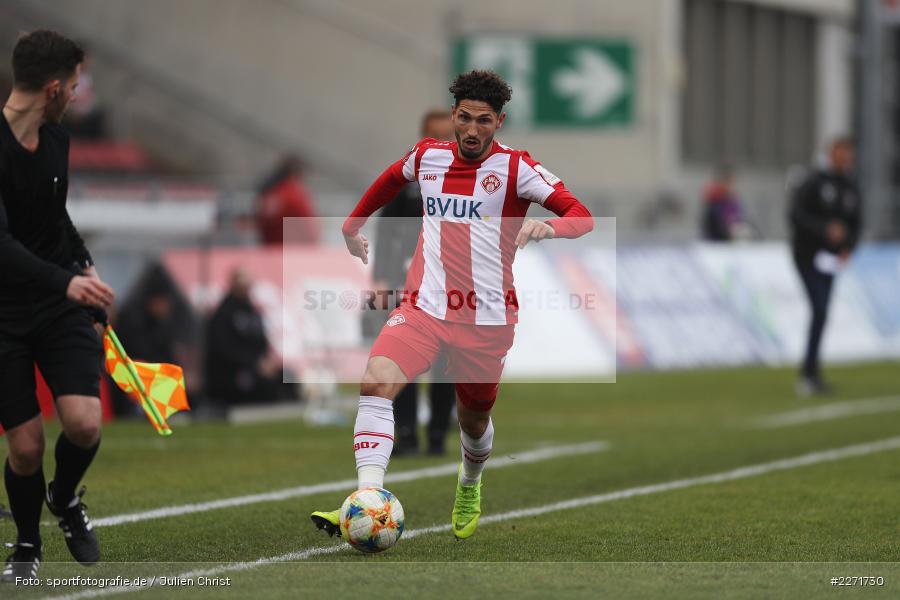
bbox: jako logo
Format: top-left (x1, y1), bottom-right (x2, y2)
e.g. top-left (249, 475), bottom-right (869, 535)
top-left (426, 196), bottom-right (483, 219)
top-left (422, 174), bottom-right (438, 181)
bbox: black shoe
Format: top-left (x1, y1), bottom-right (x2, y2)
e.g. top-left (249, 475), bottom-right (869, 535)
top-left (47, 484), bottom-right (100, 565)
top-left (1, 542), bottom-right (42, 583)
top-left (796, 376), bottom-right (833, 397)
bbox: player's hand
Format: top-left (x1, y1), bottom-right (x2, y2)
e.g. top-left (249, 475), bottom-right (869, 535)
top-left (826, 221), bottom-right (847, 245)
top-left (515, 219), bottom-right (555, 249)
top-left (257, 352), bottom-right (281, 378)
top-left (344, 233), bottom-right (369, 264)
top-left (67, 275), bottom-right (115, 309)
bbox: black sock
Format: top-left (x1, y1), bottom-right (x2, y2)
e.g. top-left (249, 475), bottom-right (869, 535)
top-left (51, 433), bottom-right (100, 508)
top-left (4, 460), bottom-right (45, 546)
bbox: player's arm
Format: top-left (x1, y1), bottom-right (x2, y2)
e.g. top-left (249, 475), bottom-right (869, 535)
top-left (63, 207), bottom-right (93, 267)
top-left (342, 145), bottom-right (419, 264)
top-left (514, 154), bottom-right (594, 248)
top-left (0, 191), bottom-right (113, 308)
top-left (63, 208), bottom-right (115, 323)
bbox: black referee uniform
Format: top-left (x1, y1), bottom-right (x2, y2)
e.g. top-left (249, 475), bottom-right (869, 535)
top-left (1, 111), bottom-right (104, 563)
top-left (0, 113), bottom-right (102, 429)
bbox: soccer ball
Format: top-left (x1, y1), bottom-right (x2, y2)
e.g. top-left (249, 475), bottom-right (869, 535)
top-left (339, 488), bottom-right (405, 553)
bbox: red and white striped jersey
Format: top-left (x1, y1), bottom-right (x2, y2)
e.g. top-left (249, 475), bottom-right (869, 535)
top-left (344, 137), bottom-right (593, 326)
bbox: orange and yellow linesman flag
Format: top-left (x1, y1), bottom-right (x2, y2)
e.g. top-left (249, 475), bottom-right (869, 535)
top-left (102, 325), bottom-right (189, 436)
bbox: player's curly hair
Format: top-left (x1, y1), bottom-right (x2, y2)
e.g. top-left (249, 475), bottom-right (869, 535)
top-left (449, 70), bottom-right (512, 114)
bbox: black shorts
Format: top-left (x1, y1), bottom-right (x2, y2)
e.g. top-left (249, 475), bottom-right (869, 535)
top-left (0, 306), bottom-right (102, 431)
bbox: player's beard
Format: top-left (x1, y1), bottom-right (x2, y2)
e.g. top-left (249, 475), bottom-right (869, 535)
top-left (457, 133), bottom-right (493, 160)
top-left (44, 94), bottom-right (69, 124)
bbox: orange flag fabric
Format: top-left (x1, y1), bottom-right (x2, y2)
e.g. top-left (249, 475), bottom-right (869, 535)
top-left (103, 325), bottom-right (189, 435)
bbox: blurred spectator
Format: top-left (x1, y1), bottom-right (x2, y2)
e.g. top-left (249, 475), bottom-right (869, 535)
top-left (370, 109), bottom-right (455, 456)
top-left (205, 268), bottom-right (284, 410)
top-left (789, 137), bottom-right (862, 396)
top-left (701, 164), bottom-right (748, 241)
top-left (256, 155), bottom-right (320, 245)
top-left (62, 47), bottom-right (106, 139)
top-left (113, 262), bottom-right (199, 416)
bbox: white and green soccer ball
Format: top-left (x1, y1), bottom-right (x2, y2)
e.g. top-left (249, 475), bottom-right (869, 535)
top-left (339, 488), bottom-right (405, 553)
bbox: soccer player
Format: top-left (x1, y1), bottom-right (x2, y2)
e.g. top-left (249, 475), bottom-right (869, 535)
top-left (1, 31), bottom-right (115, 581)
top-left (311, 70), bottom-right (592, 540)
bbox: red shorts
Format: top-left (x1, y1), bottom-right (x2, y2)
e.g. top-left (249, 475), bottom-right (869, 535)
top-left (370, 304), bottom-right (515, 412)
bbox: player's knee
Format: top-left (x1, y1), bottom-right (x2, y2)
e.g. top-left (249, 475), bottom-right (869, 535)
top-left (360, 377), bottom-right (394, 399)
top-left (361, 362), bottom-right (401, 399)
top-left (64, 421), bottom-right (101, 448)
top-left (458, 411), bottom-right (490, 438)
top-left (8, 440), bottom-right (45, 475)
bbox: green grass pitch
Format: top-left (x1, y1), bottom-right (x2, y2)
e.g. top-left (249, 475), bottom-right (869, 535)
top-left (2, 361), bottom-right (899, 599)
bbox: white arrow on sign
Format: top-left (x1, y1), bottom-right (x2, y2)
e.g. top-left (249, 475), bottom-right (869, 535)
top-left (552, 47), bottom-right (627, 120)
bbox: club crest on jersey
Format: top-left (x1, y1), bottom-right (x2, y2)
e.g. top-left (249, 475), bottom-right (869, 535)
top-left (481, 172), bottom-right (502, 195)
top-left (386, 314), bottom-right (406, 327)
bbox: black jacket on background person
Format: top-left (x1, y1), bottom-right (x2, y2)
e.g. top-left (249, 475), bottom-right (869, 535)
top-left (0, 115), bottom-right (90, 324)
top-left (363, 182), bottom-right (423, 339)
top-left (372, 183), bottom-right (423, 291)
top-left (789, 168), bottom-right (862, 266)
top-left (204, 292), bottom-right (271, 405)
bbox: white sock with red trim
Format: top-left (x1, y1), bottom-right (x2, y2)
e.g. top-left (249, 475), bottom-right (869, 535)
top-left (354, 395), bottom-right (395, 490)
top-left (460, 418), bottom-right (494, 486)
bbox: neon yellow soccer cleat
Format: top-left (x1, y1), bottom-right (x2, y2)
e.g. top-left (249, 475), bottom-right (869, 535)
top-left (310, 509), bottom-right (341, 538)
top-left (451, 466), bottom-right (482, 540)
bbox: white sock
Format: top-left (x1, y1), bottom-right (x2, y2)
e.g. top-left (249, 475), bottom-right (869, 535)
top-left (460, 418), bottom-right (494, 486)
top-left (354, 395), bottom-right (394, 489)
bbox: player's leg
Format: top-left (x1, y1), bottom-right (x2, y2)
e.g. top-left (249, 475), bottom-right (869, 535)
top-left (2, 416), bottom-right (46, 582)
top-left (52, 395), bottom-right (102, 507)
top-left (0, 338), bottom-right (45, 583)
top-left (35, 308), bottom-right (103, 565)
top-left (355, 356), bottom-right (408, 489)
top-left (4, 417), bottom-right (47, 542)
top-left (456, 394), bottom-right (494, 484)
top-left (311, 355), bottom-right (410, 537)
top-left (45, 398), bottom-right (102, 565)
top-left (311, 306), bottom-right (440, 538)
top-left (450, 384), bottom-right (497, 540)
top-left (447, 323), bottom-right (515, 539)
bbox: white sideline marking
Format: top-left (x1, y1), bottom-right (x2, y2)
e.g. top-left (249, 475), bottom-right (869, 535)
top-left (91, 441), bottom-right (609, 528)
top-left (751, 396), bottom-right (900, 429)
top-left (49, 435), bottom-right (900, 600)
